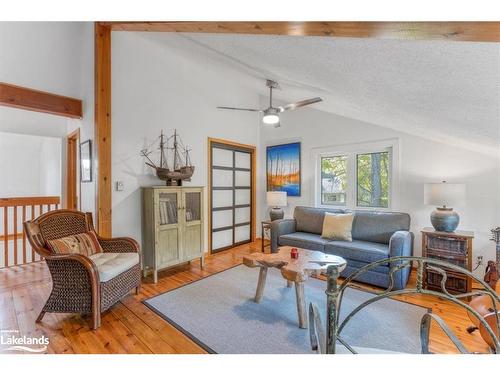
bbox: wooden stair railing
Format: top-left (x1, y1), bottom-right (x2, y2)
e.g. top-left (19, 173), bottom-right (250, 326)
top-left (0, 196), bottom-right (60, 268)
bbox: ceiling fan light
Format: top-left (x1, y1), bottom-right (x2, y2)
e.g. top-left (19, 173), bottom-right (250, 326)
top-left (262, 113), bottom-right (280, 125)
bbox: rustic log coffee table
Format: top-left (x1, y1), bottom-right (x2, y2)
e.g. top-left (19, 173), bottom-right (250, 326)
top-left (242, 246), bottom-right (346, 329)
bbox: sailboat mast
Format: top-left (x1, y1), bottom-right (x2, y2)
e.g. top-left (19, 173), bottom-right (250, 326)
top-left (159, 130), bottom-right (164, 168)
top-left (173, 129), bottom-right (179, 170)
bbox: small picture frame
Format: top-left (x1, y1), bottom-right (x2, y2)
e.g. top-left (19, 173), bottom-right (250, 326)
top-left (80, 140), bottom-right (92, 182)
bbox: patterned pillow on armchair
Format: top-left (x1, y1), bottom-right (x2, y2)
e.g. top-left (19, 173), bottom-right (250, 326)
top-left (47, 231), bottom-right (103, 256)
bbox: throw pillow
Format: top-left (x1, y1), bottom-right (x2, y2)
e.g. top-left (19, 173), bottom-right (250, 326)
top-left (48, 231), bottom-right (103, 256)
top-left (321, 212), bottom-right (355, 242)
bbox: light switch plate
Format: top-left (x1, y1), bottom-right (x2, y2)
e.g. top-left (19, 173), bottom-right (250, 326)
top-left (115, 181), bottom-right (124, 191)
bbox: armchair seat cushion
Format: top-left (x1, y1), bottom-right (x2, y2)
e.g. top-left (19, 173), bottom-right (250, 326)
top-left (90, 252), bottom-right (140, 282)
top-left (279, 232), bottom-right (332, 251)
top-left (324, 240), bottom-right (390, 264)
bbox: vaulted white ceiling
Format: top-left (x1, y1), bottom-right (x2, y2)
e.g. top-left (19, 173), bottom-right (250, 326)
top-left (176, 33), bottom-right (500, 153)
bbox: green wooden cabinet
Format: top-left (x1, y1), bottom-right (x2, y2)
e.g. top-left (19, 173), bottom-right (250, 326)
top-left (142, 186), bottom-right (204, 283)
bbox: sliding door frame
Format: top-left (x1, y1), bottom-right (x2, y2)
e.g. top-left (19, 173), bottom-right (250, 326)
top-left (207, 137), bottom-right (256, 255)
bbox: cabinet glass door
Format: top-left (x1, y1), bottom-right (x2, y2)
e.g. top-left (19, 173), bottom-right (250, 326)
top-left (185, 191), bottom-right (201, 222)
top-left (158, 192), bottom-right (178, 225)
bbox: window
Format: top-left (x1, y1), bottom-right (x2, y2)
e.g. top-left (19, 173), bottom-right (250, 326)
top-left (316, 143), bottom-right (395, 209)
top-left (321, 155), bottom-right (347, 205)
top-left (356, 152), bottom-right (389, 208)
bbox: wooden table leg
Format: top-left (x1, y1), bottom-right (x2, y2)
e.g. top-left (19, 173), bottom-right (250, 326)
top-left (295, 281), bottom-right (307, 329)
top-left (254, 267), bottom-right (268, 303)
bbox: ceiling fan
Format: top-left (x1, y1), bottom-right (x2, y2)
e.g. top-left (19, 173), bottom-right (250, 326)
top-left (217, 79), bottom-right (322, 127)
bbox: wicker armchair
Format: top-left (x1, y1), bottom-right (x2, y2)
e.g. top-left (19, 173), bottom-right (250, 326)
top-left (24, 209), bottom-right (141, 330)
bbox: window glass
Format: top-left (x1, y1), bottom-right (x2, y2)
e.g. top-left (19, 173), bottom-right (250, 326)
top-left (321, 155), bottom-right (348, 206)
top-left (356, 152), bottom-right (389, 208)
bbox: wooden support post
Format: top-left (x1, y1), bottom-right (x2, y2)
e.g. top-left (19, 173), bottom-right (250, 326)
top-left (95, 23), bottom-right (112, 237)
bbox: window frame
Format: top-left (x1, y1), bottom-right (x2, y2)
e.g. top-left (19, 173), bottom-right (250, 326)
top-left (313, 139), bottom-right (399, 211)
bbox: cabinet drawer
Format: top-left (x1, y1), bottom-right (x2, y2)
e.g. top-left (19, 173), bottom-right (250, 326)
top-left (425, 250), bottom-right (467, 269)
top-left (427, 235), bottom-right (467, 255)
top-left (425, 269), bottom-right (468, 293)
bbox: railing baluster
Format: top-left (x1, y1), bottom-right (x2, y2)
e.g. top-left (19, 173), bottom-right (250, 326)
top-left (13, 206), bottom-right (17, 266)
top-left (0, 196), bottom-right (60, 268)
top-left (4, 206), bottom-right (8, 267)
top-left (31, 205), bottom-right (35, 262)
top-left (22, 205), bottom-right (26, 264)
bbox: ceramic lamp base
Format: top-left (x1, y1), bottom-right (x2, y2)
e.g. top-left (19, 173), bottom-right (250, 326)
top-left (430, 207), bottom-right (460, 232)
top-left (269, 207), bottom-right (284, 221)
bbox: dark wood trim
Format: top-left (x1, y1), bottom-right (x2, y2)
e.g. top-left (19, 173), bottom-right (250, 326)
top-left (66, 129), bottom-right (80, 210)
top-left (100, 21), bottom-right (500, 42)
top-left (207, 137), bottom-right (256, 255)
top-left (0, 82), bottom-right (82, 118)
top-left (94, 23), bottom-right (112, 237)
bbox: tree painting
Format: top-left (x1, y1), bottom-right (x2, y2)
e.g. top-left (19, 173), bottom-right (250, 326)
top-left (356, 152), bottom-right (389, 207)
top-left (266, 142), bottom-right (301, 196)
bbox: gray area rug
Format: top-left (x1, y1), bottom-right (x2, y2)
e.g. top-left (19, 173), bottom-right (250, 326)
top-left (144, 265), bottom-right (427, 354)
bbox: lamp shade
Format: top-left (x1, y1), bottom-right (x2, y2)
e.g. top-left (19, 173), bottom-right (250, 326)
top-left (267, 191), bottom-right (287, 207)
top-left (424, 182), bottom-right (466, 208)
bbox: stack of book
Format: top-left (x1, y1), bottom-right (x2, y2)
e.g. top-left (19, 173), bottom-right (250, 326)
top-left (159, 199), bottom-right (177, 225)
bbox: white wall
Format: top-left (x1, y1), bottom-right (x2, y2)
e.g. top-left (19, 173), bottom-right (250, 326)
top-left (257, 100), bottom-right (500, 275)
top-left (0, 132), bottom-right (61, 197)
top-left (0, 22), bottom-right (95, 214)
top-left (111, 32), bottom-right (260, 247)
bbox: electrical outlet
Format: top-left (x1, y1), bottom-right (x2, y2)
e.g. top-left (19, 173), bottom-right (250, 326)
top-left (115, 181), bottom-right (124, 191)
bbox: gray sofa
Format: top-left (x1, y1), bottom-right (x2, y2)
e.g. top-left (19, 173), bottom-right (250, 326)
top-left (270, 206), bottom-right (413, 290)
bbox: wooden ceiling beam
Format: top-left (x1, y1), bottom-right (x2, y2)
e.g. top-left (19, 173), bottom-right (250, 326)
top-left (101, 21), bottom-right (500, 42)
top-left (0, 82), bottom-right (82, 118)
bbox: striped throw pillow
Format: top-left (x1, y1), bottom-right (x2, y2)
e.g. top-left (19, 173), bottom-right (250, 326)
top-left (48, 231), bottom-right (103, 256)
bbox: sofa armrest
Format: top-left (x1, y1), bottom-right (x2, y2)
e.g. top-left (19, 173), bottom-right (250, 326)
top-left (389, 231), bottom-right (413, 257)
top-left (388, 231), bottom-right (414, 290)
top-left (270, 219), bottom-right (296, 253)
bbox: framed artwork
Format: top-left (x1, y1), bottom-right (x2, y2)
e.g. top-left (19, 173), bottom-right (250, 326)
top-left (80, 140), bottom-right (92, 182)
top-left (266, 142), bottom-right (301, 197)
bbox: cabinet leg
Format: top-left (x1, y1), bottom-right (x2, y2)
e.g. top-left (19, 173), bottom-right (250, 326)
top-left (295, 281), bottom-right (307, 329)
top-left (254, 267), bottom-right (268, 303)
top-left (153, 270), bottom-right (158, 284)
top-left (200, 256), bottom-right (204, 269)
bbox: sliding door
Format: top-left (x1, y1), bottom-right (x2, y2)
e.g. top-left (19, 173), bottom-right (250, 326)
top-left (209, 140), bottom-right (254, 253)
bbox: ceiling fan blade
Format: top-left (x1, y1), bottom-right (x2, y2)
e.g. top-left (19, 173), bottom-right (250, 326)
top-left (278, 97), bottom-right (322, 112)
top-left (217, 106), bottom-right (262, 112)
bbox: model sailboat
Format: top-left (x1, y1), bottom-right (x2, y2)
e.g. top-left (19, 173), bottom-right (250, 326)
top-left (140, 129), bottom-right (195, 186)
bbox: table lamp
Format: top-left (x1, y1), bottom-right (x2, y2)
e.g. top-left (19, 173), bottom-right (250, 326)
top-left (267, 191), bottom-right (287, 221)
top-left (424, 181), bottom-right (466, 232)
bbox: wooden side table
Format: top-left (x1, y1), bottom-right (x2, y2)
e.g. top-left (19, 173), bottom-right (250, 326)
top-left (421, 227), bottom-right (474, 296)
top-left (261, 220), bottom-right (272, 253)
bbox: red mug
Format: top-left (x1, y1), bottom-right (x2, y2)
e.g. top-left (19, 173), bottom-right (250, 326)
top-left (290, 248), bottom-right (299, 259)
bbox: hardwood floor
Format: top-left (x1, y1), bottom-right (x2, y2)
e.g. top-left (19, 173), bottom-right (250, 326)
top-left (0, 240), bottom-right (491, 354)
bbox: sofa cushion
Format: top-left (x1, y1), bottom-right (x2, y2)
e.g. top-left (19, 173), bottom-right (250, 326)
top-left (89, 252), bottom-right (140, 282)
top-left (324, 240), bottom-right (390, 263)
top-left (279, 232), bottom-right (332, 251)
top-left (351, 211), bottom-right (410, 244)
top-left (321, 212), bottom-right (354, 241)
top-left (294, 206), bottom-right (345, 235)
